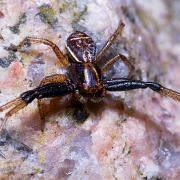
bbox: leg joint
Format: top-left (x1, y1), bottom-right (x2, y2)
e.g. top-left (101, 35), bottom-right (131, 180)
top-left (20, 89), bottom-right (39, 104)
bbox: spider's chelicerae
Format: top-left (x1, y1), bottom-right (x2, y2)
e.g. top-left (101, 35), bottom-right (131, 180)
top-left (0, 21), bottom-right (180, 131)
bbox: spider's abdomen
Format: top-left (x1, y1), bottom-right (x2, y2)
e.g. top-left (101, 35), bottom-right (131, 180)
top-left (66, 31), bottom-right (96, 63)
top-left (68, 63), bottom-right (102, 94)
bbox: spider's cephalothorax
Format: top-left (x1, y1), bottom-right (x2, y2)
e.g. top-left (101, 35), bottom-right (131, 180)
top-left (66, 31), bottom-right (96, 63)
top-left (1, 21), bottom-right (180, 134)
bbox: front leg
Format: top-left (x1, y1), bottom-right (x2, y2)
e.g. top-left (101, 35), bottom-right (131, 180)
top-left (0, 76), bottom-right (76, 131)
top-left (37, 74), bottom-right (71, 128)
top-left (16, 37), bottom-right (69, 67)
top-left (104, 78), bottom-right (180, 102)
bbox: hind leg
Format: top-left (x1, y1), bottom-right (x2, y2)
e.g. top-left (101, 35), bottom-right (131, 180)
top-left (101, 53), bottom-right (135, 76)
top-left (96, 21), bottom-right (125, 62)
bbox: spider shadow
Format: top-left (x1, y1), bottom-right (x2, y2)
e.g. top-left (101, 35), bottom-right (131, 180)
top-left (1, 93), bottom-right (177, 160)
top-left (42, 94), bottom-right (164, 138)
top-left (35, 94), bottom-right (164, 134)
top-left (104, 95), bottom-right (180, 149)
top-left (102, 95), bottom-right (164, 134)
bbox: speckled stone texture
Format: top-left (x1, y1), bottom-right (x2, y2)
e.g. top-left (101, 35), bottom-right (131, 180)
top-left (0, 0), bottom-right (180, 179)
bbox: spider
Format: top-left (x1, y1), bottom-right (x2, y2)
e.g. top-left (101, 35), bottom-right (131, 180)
top-left (0, 21), bottom-right (180, 131)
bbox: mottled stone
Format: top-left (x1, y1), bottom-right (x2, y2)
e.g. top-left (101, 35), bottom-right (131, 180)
top-left (0, 0), bottom-right (180, 179)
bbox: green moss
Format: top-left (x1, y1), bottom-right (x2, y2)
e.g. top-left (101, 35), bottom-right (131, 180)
top-left (58, 0), bottom-right (87, 25)
top-left (59, 1), bottom-right (77, 13)
top-left (38, 4), bottom-right (57, 27)
top-left (32, 166), bottom-right (44, 174)
top-left (38, 152), bottom-right (46, 164)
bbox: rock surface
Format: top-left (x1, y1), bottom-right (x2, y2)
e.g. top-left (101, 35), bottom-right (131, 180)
top-left (0, 0), bottom-right (180, 179)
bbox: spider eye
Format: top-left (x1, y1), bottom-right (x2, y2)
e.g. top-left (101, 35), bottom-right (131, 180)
top-left (66, 31), bottom-right (96, 63)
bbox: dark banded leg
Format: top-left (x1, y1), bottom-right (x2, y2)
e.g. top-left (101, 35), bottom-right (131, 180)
top-left (17, 37), bottom-right (69, 67)
top-left (96, 21), bottom-right (125, 62)
top-left (104, 78), bottom-right (180, 102)
top-left (37, 74), bottom-right (68, 129)
top-left (101, 53), bottom-right (135, 73)
top-left (0, 76), bottom-right (76, 131)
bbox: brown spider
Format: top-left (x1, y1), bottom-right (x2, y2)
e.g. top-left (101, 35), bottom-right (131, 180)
top-left (0, 21), bottom-right (180, 131)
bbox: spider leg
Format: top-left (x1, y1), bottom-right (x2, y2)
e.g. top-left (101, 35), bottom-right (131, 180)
top-left (0, 98), bottom-right (27, 131)
top-left (37, 74), bottom-right (68, 129)
top-left (0, 97), bottom-right (23, 112)
top-left (0, 76), bottom-right (76, 131)
top-left (17, 37), bottom-right (69, 67)
top-left (101, 53), bottom-right (135, 74)
top-left (96, 21), bottom-right (125, 62)
top-left (38, 99), bottom-right (45, 130)
top-left (104, 78), bottom-right (180, 102)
